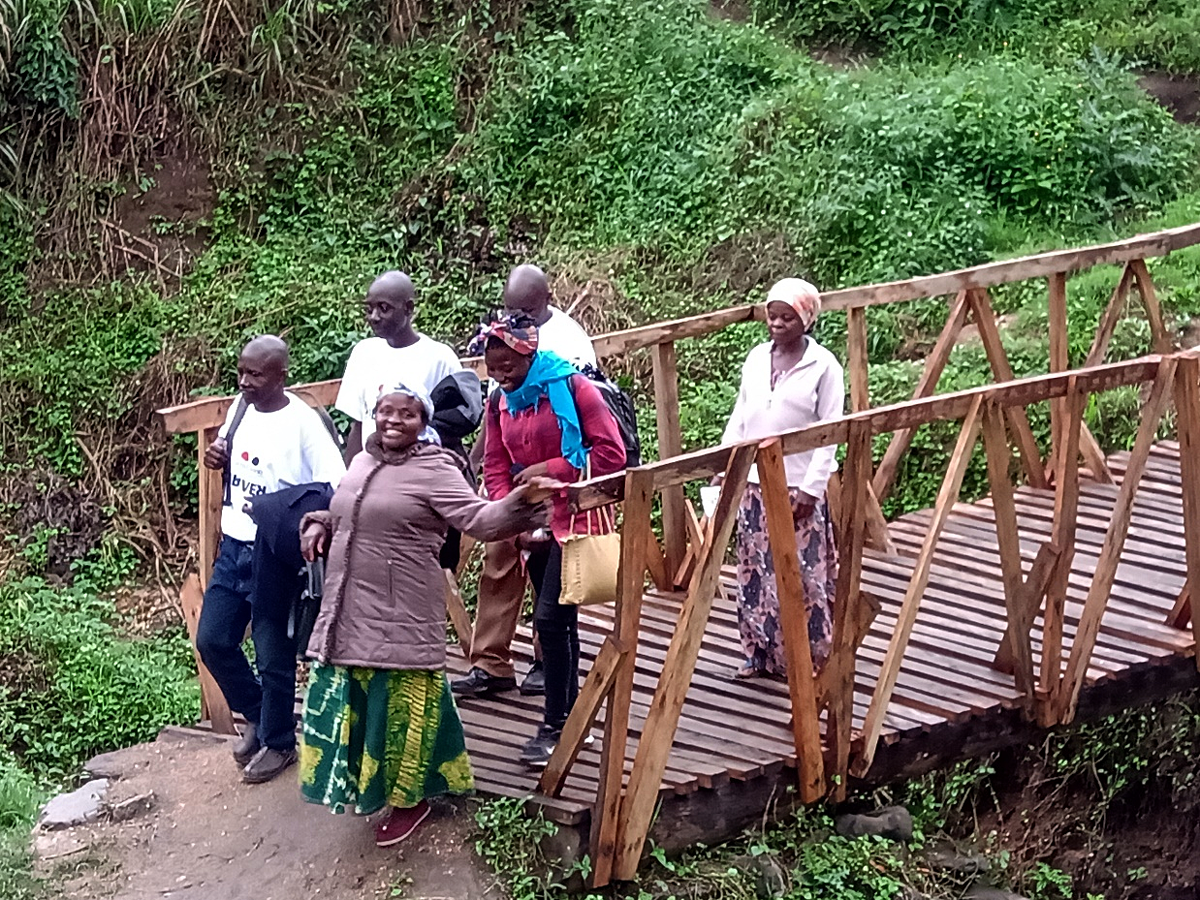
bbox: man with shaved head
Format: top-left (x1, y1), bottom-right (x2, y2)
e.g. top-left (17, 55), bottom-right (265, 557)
top-left (197, 335), bottom-right (345, 785)
top-left (335, 270), bottom-right (463, 462)
top-left (454, 264), bottom-right (597, 700)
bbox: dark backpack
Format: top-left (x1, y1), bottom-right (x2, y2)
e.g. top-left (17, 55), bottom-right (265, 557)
top-left (577, 364), bottom-right (642, 468)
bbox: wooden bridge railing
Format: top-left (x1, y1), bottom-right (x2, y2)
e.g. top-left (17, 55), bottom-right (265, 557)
top-left (552, 352), bottom-right (1200, 885)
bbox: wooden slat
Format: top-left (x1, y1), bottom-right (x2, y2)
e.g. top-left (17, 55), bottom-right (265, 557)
top-left (612, 444), bottom-right (756, 882)
top-left (863, 481), bottom-right (897, 555)
top-left (851, 395), bottom-right (984, 778)
top-left (1173, 355), bottom-right (1200, 670)
top-left (872, 290), bottom-right (970, 502)
top-left (1047, 272), bottom-right (1069, 480)
top-left (540, 635), bottom-right (627, 797)
top-left (1084, 264), bottom-right (1135, 368)
top-left (653, 341), bottom-right (687, 580)
top-left (981, 401), bottom-right (1034, 702)
top-left (756, 439), bottom-right (825, 801)
top-left (589, 468), bottom-right (654, 888)
top-left (1056, 359), bottom-right (1176, 722)
top-left (643, 528), bottom-right (671, 592)
top-left (1129, 258), bottom-right (1171, 355)
top-left (968, 289), bottom-right (1048, 489)
top-left (198, 427), bottom-right (223, 589)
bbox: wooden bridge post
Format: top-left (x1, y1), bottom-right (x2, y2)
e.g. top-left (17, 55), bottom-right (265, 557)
top-left (652, 341), bottom-right (688, 583)
top-left (1173, 355), bottom-right (1200, 669)
top-left (757, 439), bottom-right (825, 801)
top-left (193, 424), bottom-right (235, 734)
top-left (610, 444), bottom-right (755, 882)
top-left (588, 468), bottom-right (654, 888)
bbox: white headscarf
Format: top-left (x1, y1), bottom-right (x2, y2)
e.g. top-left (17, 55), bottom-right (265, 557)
top-left (765, 278), bottom-right (822, 331)
top-left (374, 382), bottom-right (441, 445)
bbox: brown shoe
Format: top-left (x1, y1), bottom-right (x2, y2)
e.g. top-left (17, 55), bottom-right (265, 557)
top-left (374, 801), bottom-right (431, 847)
top-left (232, 723), bottom-right (261, 767)
top-left (242, 747), bottom-right (296, 784)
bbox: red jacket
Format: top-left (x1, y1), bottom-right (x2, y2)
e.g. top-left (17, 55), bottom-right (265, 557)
top-left (483, 374), bottom-right (626, 541)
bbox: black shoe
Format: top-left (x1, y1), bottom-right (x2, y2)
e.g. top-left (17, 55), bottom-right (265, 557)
top-left (232, 723), bottom-right (261, 767)
top-left (451, 667), bottom-right (517, 698)
top-left (520, 725), bottom-right (561, 769)
top-left (242, 747), bottom-right (297, 784)
top-left (519, 662), bottom-right (546, 696)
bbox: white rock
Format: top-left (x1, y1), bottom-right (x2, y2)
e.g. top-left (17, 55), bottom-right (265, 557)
top-left (37, 779), bottom-right (110, 830)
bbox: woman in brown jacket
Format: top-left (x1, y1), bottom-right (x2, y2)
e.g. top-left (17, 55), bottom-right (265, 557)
top-left (297, 383), bottom-right (555, 847)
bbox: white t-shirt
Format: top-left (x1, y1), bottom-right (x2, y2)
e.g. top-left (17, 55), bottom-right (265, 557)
top-left (335, 334), bottom-right (462, 440)
top-left (218, 393), bottom-right (347, 542)
top-left (539, 307), bottom-right (597, 368)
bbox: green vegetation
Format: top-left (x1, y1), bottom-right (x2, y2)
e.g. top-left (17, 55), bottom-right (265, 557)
top-left (2, 0), bottom-right (1200, 892)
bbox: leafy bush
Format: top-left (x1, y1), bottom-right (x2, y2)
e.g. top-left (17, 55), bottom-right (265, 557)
top-left (0, 577), bottom-right (198, 780)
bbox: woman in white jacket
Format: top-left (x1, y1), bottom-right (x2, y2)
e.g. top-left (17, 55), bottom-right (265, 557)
top-left (721, 278), bottom-right (845, 680)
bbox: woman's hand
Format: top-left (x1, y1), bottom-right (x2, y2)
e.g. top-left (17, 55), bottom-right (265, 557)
top-left (791, 491), bottom-right (818, 527)
top-left (300, 522), bottom-right (328, 563)
top-left (513, 461), bottom-right (552, 485)
top-left (521, 476), bottom-right (567, 505)
top-left (516, 529), bottom-right (554, 552)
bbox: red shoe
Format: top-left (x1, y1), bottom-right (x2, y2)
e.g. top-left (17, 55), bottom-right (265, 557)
top-left (374, 800), bottom-right (431, 847)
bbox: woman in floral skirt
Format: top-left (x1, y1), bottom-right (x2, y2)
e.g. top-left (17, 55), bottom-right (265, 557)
top-left (720, 279), bottom-right (845, 679)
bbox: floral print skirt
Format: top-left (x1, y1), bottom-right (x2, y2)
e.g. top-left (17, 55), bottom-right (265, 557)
top-left (299, 665), bottom-right (473, 815)
top-left (735, 482), bottom-right (837, 675)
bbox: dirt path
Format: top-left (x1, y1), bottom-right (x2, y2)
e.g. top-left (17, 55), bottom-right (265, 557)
top-left (37, 729), bottom-right (497, 900)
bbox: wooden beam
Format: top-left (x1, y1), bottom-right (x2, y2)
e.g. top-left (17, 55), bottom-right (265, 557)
top-left (851, 395), bottom-right (984, 778)
top-left (539, 636), bottom-right (627, 797)
top-left (1129, 258), bottom-right (1172, 355)
top-left (653, 341), bottom-right (687, 581)
top-left (846, 307), bottom-right (870, 413)
top-left (1168, 587), bottom-right (1190, 629)
top-left (827, 420), bottom-right (871, 800)
top-left (756, 439), bottom-right (825, 802)
top-left (443, 569), bottom-right (473, 662)
top-left (589, 468), bottom-right (654, 888)
top-left (1056, 358), bottom-right (1176, 722)
top-left (198, 428), bottom-right (223, 589)
top-left (570, 355), bottom-right (1165, 511)
top-left (872, 291), bottom-right (970, 502)
top-left (968, 289), bottom-right (1048, 489)
top-left (1084, 264), bottom-right (1136, 369)
top-left (1039, 380), bottom-right (1084, 716)
top-left (820, 222), bottom-right (1200, 310)
top-left (179, 574), bottom-right (235, 735)
top-left (1047, 272), bottom-right (1069, 479)
top-left (981, 402), bottom-right (1035, 703)
top-left (611, 444), bottom-right (756, 882)
top-left (1173, 355), bottom-right (1200, 672)
top-left (643, 527), bottom-right (671, 592)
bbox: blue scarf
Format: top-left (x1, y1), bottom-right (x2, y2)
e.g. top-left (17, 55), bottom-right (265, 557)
top-left (502, 351), bottom-right (588, 471)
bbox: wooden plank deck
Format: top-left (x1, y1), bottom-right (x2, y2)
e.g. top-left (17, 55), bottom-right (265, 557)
top-left (453, 440), bottom-right (1198, 830)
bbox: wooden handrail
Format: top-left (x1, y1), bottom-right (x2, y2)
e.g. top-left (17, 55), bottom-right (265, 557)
top-left (569, 354), bottom-right (1165, 509)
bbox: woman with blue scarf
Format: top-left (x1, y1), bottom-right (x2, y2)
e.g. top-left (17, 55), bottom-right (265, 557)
top-left (480, 314), bottom-right (627, 767)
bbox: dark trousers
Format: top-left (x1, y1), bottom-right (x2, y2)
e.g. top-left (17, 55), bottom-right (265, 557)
top-left (195, 537), bottom-right (297, 752)
top-left (526, 541), bottom-right (578, 730)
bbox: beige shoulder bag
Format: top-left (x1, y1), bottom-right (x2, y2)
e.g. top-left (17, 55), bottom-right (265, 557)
top-left (559, 458), bottom-right (621, 606)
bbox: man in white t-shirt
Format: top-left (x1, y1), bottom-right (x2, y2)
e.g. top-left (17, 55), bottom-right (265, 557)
top-left (335, 270), bottom-right (462, 463)
top-left (454, 264), bottom-right (597, 700)
top-left (196, 336), bottom-right (345, 785)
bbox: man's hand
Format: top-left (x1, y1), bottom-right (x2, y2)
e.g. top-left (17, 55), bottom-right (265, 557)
top-left (204, 436), bottom-right (229, 470)
top-left (513, 461), bottom-right (552, 484)
top-left (300, 522), bottom-right (328, 563)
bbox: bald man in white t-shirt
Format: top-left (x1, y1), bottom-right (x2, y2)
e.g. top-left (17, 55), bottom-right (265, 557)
top-left (453, 265), bottom-right (596, 699)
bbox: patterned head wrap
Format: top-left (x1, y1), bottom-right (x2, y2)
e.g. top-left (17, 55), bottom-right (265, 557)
top-left (473, 314), bottom-right (540, 356)
top-left (374, 382), bottom-right (440, 445)
top-left (765, 278), bottom-right (822, 331)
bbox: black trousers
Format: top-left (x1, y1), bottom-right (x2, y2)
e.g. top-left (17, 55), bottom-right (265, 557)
top-left (525, 541), bottom-right (578, 730)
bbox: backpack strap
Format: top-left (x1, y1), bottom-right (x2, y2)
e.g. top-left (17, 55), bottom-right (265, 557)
top-left (313, 405), bottom-right (344, 451)
top-left (222, 394), bottom-right (250, 507)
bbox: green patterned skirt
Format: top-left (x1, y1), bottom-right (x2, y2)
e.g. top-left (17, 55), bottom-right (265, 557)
top-left (299, 664), bottom-right (474, 815)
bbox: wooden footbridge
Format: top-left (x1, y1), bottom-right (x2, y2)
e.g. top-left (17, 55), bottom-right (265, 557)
top-left (157, 223), bottom-right (1200, 887)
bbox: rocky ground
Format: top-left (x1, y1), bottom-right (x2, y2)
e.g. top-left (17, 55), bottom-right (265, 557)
top-left (32, 728), bottom-right (496, 900)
